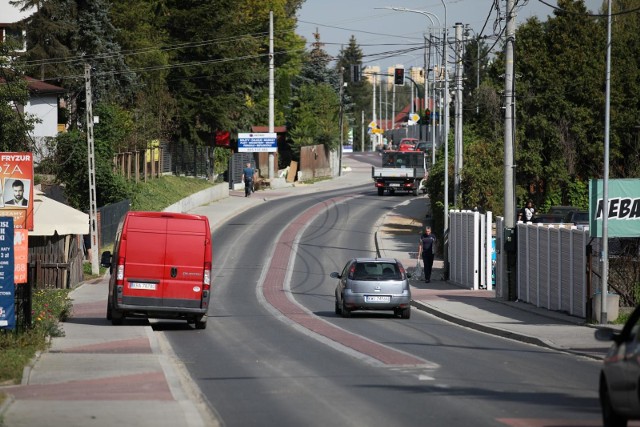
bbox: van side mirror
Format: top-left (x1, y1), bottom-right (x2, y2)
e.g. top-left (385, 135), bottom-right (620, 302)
top-left (100, 251), bottom-right (112, 268)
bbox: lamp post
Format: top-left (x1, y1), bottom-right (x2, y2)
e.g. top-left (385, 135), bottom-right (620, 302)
top-left (381, 3), bottom-right (449, 258)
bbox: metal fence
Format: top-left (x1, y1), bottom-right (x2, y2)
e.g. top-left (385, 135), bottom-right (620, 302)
top-left (448, 210), bottom-right (494, 290)
top-left (515, 223), bottom-right (590, 318)
top-left (97, 199), bottom-right (130, 247)
top-left (450, 213), bottom-right (591, 318)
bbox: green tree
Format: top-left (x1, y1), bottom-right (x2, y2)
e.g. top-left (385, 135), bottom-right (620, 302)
top-left (289, 83), bottom-right (340, 153)
top-left (73, 0), bottom-right (137, 104)
top-left (164, 0), bottom-right (305, 146)
top-left (336, 36), bottom-right (371, 151)
top-left (51, 111), bottom-right (131, 211)
top-left (109, 0), bottom-right (177, 151)
top-left (16, 0), bottom-right (76, 83)
top-left (0, 67), bottom-right (38, 152)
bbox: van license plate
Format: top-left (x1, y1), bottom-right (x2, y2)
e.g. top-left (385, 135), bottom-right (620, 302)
top-left (130, 282), bottom-right (156, 290)
top-left (389, 183), bottom-right (400, 187)
top-left (365, 295), bottom-right (391, 303)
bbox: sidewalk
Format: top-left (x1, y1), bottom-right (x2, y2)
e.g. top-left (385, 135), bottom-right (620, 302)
top-left (375, 194), bottom-right (618, 361)
top-left (0, 154), bottom-right (615, 426)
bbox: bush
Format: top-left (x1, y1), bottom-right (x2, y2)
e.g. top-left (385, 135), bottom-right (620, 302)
top-left (0, 289), bottom-right (71, 384)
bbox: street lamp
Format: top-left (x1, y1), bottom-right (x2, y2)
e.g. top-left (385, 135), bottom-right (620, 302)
top-left (381, 3), bottom-right (449, 243)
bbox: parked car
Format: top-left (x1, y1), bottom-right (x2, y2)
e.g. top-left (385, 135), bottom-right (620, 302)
top-left (415, 141), bottom-right (432, 153)
top-left (101, 211), bottom-right (212, 329)
top-left (531, 213), bottom-right (567, 224)
top-left (566, 210), bottom-right (589, 227)
top-left (595, 304), bottom-right (640, 427)
top-left (331, 258), bottom-right (412, 319)
top-left (548, 205), bottom-right (580, 220)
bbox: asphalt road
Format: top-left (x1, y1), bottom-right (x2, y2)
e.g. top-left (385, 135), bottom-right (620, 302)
top-left (159, 173), bottom-right (604, 426)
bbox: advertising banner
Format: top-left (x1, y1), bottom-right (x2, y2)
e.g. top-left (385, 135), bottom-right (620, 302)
top-left (0, 217), bottom-right (15, 330)
top-left (0, 152), bottom-right (34, 231)
top-left (589, 178), bottom-right (640, 238)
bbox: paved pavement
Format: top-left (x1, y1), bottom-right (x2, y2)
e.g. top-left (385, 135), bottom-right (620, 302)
top-left (0, 154), bottom-right (618, 426)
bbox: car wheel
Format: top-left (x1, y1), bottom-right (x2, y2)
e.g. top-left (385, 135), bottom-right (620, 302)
top-left (194, 315), bottom-right (207, 330)
top-left (341, 299), bottom-right (351, 318)
top-left (335, 299), bottom-right (342, 315)
top-left (377, 187), bottom-right (384, 196)
top-left (600, 379), bottom-right (627, 427)
top-left (111, 307), bottom-right (124, 326)
top-left (401, 307), bottom-right (411, 319)
top-left (106, 301), bottom-right (112, 320)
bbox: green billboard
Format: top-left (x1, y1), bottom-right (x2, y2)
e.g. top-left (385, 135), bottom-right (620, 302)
top-left (589, 178), bottom-right (640, 238)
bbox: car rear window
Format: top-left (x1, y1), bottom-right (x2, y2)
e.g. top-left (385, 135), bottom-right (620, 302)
top-left (351, 262), bottom-right (402, 280)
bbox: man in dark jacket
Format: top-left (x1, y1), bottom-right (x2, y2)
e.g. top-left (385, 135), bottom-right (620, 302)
top-left (418, 226), bottom-right (436, 282)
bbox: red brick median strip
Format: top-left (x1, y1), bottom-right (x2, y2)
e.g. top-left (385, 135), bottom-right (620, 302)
top-left (262, 197), bottom-right (428, 367)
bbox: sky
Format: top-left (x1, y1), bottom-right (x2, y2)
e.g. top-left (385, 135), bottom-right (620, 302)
top-left (296, 0), bottom-right (604, 73)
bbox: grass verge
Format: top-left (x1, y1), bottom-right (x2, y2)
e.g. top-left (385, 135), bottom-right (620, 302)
top-left (0, 289), bottom-right (71, 384)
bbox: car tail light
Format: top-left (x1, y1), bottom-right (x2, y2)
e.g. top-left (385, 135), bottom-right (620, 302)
top-left (203, 262), bottom-right (211, 290)
top-left (116, 256), bottom-right (125, 283)
top-left (398, 264), bottom-right (407, 278)
top-left (348, 263), bottom-right (356, 279)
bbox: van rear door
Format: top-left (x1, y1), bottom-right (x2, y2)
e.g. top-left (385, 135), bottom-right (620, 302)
top-left (162, 217), bottom-right (208, 308)
top-left (123, 215), bottom-right (167, 304)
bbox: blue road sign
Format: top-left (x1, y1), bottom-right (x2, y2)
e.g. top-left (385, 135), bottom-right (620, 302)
top-left (0, 217), bottom-right (15, 330)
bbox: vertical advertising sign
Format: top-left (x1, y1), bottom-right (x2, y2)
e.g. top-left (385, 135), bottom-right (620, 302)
top-left (0, 217), bottom-right (15, 330)
top-left (589, 178), bottom-right (640, 238)
top-left (0, 152), bottom-right (34, 231)
top-left (0, 152), bottom-right (33, 284)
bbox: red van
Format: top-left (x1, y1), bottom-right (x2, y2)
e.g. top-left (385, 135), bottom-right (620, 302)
top-left (101, 211), bottom-right (212, 329)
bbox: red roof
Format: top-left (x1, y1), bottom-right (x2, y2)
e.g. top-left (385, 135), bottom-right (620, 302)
top-left (251, 126), bottom-right (287, 133)
top-left (1, 76), bottom-right (65, 94)
top-left (24, 76), bottom-right (65, 94)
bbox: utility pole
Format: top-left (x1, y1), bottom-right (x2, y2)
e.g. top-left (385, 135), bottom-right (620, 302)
top-left (454, 23), bottom-right (464, 208)
top-left (268, 11), bottom-right (275, 180)
top-left (431, 32), bottom-right (437, 167)
top-left (84, 64), bottom-right (99, 275)
top-left (392, 82), bottom-right (396, 130)
top-left (503, 0), bottom-right (517, 300)
top-left (372, 73), bottom-right (377, 151)
top-left (361, 110), bottom-right (365, 152)
top-left (600, 0), bottom-right (613, 324)
top-left (338, 67), bottom-right (344, 176)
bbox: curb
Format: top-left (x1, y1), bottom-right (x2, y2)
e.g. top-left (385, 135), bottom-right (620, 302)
top-left (410, 300), bottom-right (604, 361)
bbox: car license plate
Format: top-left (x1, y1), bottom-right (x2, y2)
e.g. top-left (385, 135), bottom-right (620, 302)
top-left (129, 282), bottom-right (157, 290)
top-left (365, 295), bottom-right (391, 303)
top-left (389, 183), bottom-right (400, 187)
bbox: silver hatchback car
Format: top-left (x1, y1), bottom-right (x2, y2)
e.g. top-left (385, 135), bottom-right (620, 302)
top-left (331, 258), bottom-right (412, 319)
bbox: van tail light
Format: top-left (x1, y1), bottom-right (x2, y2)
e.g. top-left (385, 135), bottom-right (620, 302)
top-left (116, 257), bottom-right (125, 283)
top-left (203, 262), bottom-right (211, 291)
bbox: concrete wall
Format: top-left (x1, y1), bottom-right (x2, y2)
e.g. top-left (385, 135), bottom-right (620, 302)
top-left (163, 183), bottom-right (229, 213)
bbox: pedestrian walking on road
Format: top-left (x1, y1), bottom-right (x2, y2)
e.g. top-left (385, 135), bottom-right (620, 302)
top-left (418, 226), bottom-right (436, 283)
top-left (242, 162), bottom-right (255, 197)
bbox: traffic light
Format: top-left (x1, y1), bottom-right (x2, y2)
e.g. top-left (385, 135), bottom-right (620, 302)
top-left (351, 64), bottom-right (361, 82)
top-left (425, 108), bottom-right (431, 125)
top-left (394, 68), bottom-right (405, 86)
